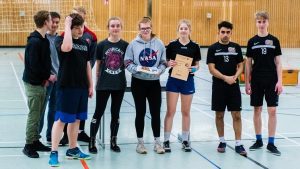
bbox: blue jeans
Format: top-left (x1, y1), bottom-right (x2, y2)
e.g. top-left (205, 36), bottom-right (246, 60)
top-left (39, 82), bottom-right (57, 140)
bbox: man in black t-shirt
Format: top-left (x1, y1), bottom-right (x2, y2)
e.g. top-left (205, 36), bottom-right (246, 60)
top-left (245, 11), bottom-right (282, 156)
top-left (207, 21), bottom-right (247, 156)
top-left (49, 13), bottom-right (93, 167)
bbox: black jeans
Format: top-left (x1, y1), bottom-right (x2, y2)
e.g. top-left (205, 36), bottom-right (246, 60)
top-left (90, 90), bottom-right (125, 138)
top-left (131, 77), bottom-right (162, 138)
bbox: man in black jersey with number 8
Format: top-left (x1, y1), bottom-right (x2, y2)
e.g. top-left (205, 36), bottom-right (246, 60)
top-left (245, 11), bottom-right (282, 156)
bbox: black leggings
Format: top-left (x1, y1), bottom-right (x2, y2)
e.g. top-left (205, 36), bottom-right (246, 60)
top-left (131, 77), bottom-right (162, 138)
top-left (90, 90), bottom-right (125, 138)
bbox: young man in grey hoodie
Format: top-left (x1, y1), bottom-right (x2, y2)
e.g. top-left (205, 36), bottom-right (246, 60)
top-left (124, 17), bottom-right (167, 154)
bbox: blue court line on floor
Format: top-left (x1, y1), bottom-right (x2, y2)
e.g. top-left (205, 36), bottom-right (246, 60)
top-left (227, 145), bottom-right (269, 169)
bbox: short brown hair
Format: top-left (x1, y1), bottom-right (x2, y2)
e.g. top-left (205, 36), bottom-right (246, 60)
top-left (255, 11), bottom-right (269, 20)
top-left (73, 6), bottom-right (86, 15)
top-left (69, 13), bottom-right (84, 29)
top-left (34, 10), bottom-right (50, 28)
top-left (50, 11), bottom-right (60, 19)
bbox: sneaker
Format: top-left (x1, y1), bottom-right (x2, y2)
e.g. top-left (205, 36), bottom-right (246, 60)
top-left (154, 142), bottom-right (165, 154)
top-left (163, 141), bottom-right (171, 153)
top-left (217, 142), bottom-right (226, 153)
top-left (78, 131), bottom-right (90, 142)
top-left (49, 151), bottom-right (59, 167)
top-left (110, 136), bottom-right (121, 152)
top-left (23, 144), bottom-right (39, 158)
top-left (59, 134), bottom-right (68, 146)
top-left (249, 140), bottom-right (263, 151)
top-left (32, 140), bottom-right (51, 152)
top-left (267, 143), bottom-right (281, 156)
top-left (235, 145), bottom-right (247, 157)
top-left (136, 142), bottom-right (147, 154)
top-left (89, 138), bottom-right (98, 154)
top-left (66, 147), bottom-right (92, 160)
top-left (182, 141), bottom-right (191, 152)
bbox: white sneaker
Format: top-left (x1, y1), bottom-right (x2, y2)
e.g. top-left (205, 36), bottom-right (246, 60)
top-left (154, 142), bottom-right (165, 154)
top-left (136, 142), bottom-right (147, 154)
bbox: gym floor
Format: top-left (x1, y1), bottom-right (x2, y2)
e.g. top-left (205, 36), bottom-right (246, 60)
top-left (0, 48), bottom-right (299, 169)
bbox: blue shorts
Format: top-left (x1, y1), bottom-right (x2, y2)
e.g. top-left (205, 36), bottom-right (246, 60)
top-left (55, 88), bottom-right (88, 123)
top-left (166, 75), bottom-right (195, 95)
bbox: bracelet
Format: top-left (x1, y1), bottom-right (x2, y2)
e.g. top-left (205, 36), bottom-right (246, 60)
top-left (191, 67), bottom-right (197, 73)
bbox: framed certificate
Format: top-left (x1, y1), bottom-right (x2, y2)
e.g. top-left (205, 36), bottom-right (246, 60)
top-left (171, 54), bottom-right (193, 81)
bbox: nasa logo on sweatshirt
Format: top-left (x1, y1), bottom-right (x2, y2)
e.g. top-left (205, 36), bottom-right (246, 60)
top-left (139, 48), bottom-right (158, 67)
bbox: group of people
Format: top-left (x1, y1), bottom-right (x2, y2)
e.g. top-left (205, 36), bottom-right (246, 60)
top-left (21, 8), bottom-right (282, 167)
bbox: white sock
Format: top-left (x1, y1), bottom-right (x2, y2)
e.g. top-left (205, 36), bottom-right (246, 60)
top-left (219, 137), bottom-right (226, 143)
top-left (182, 131), bottom-right (190, 141)
top-left (154, 137), bottom-right (161, 144)
top-left (137, 137), bottom-right (144, 144)
top-left (235, 140), bottom-right (241, 146)
top-left (164, 132), bottom-right (171, 142)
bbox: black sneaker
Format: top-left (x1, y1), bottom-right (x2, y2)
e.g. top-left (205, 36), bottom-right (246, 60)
top-left (110, 137), bottom-right (121, 152)
top-left (78, 131), bottom-right (90, 142)
top-left (163, 141), bottom-right (171, 153)
top-left (33, 140), bottom-right (51, 152)
top-left (267, 143), bottom-right (281, 156)
top-left (182, 141), bottom-right (191, 152)
top-left (249, 140), bottom-right (263, 151)
top-left (89, 138), bottom-right (98, 154)
top-left (23, 144), bottom-right (39, 158)
top-left (217, 142), bottom-right (226, 153)
top-left (59, 134), bottom-right (68, 146)
top-left (235, 145), bottom-right (247, 157)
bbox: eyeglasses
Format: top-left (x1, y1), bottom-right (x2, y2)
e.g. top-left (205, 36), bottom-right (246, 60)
top-left (110, 24), bottom-right (121, 28)
top-left (220, 31), bottom-right (231, 34)
top-left (140, 27), bottom-right (151, 31)
top-left (257, 20), bottom-right (266, 24)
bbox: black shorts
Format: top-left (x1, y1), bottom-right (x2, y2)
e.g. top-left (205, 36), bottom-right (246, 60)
top-left (212, 81), bottom-right (242, 111)
top-left (250, 78), bottom-right (279, 107)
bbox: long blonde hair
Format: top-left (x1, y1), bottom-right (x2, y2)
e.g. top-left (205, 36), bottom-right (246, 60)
top-left (177, 19), bottom-right (192, 39)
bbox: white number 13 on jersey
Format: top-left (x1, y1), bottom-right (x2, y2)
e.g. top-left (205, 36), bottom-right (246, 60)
top-left (223, 56), bottom-right (229, 62)
top-left (261, 48), bottom-right (267, 55)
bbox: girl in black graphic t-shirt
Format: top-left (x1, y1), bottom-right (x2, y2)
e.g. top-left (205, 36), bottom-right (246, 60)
top-left (245, 11), bottom-right (282, 156)
top-left (163, 19), bottom-right (201, 152)
top-left (89, 17), bottom-right (128, 153)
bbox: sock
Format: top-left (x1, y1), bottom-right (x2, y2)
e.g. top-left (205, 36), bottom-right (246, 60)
top-left (154, 137), bottom-right (161, 144)
top-left (219, 137), bottom-right (226, 143)
top-left (137, 137), bottom-right (144, 144)
top-left (164, 132), bottom-right (171, 142)
top-left (268, 137), bottom-right (275, 144)
top-left (235, 140), bottom-right (241, 146)
top-left (182, 131), bottom-right (190, 141)
top-left (256, 134), bottom-right (262, 141)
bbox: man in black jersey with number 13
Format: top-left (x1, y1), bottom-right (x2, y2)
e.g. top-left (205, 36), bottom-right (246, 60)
top-left (245, 11), bottom-right (282, 156)
top-left (207, 21), bottom-right (247, 156)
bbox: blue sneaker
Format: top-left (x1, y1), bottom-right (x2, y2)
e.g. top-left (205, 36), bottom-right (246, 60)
top-left (66, 147), bottom-right (91, 160)
top-left (49, 151), bottom-right (59, 167)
